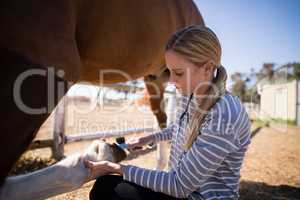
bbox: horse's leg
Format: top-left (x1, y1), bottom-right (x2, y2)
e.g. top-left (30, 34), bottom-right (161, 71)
top-left (52, 96), bottom-right (68, 160)
top-left (0, 48), bottom-right (71, 185)
top-left (144, 74), bottom-right (169, 170)
top-left (0, 140), bottom-right (117, 200)
top-left (155, 90), bottom-right (177, 170)
top-left (144, 76), bottom-right (167, 128)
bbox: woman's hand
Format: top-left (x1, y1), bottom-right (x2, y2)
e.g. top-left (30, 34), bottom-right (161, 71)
top-left (84, 160), bottom-right (124, 181)
top-left (126, 134), bottom-right (155, 151)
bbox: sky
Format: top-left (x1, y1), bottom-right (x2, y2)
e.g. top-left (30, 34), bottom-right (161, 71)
top-left (194, 0), bottom-right (300, 80)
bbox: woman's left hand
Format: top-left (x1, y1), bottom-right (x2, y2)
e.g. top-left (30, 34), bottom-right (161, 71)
top-left (84, 160), bottom-right (124, 181)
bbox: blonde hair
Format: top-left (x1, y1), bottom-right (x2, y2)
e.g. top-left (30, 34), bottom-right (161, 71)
top-left (166, 25), bottom-right (227, 150)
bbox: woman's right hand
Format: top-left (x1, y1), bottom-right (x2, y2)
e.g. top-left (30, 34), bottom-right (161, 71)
top-left (127, 135), bottom-right (155, 151)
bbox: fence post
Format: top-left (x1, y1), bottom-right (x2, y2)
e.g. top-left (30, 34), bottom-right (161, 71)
top-left (52, 96), bottom-right (67, 160)
top-left (297, 80), bottom-right (300, 126)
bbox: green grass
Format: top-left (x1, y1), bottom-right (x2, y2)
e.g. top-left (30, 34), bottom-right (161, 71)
top-left (251, 119), bottom-right (268, 131)
top-left (252, 118), bottom-right (296, 127)
top-left (270, 118), bottom-right (297, 126)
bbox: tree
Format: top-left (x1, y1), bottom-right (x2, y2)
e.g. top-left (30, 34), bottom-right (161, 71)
top-left (256, 63), bottom-right (275, 82)
top-left (292, 63), bottom-right (300, 80)
top-left (231, 72), bottom-right (250, 102)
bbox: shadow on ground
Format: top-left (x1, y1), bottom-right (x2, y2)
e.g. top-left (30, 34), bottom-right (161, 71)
top-left (10, 156), bottom-right (300, 200)
top-left (239, 181), bottom-right (300, 200)
top-left (9, 156), bottom-right (56, 176)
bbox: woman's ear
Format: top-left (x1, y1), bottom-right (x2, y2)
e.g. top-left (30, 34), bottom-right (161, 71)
top-left (203, 60), bottom-right (215, 73)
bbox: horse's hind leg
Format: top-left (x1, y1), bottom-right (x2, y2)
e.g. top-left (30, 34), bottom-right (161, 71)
top-left (0, 48), bottom-right (70, 185)
top-left (144, 75), bottom-right (167, 128)
top-left (144, 74), bottom-right (169, 170)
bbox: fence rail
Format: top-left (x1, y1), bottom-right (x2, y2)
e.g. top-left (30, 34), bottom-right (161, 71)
top-left (30, 128), bottom-right (155, 150)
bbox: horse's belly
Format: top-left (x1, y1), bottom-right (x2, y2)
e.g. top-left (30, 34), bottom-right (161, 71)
top-left (76, 0), bottom-right (203, 83)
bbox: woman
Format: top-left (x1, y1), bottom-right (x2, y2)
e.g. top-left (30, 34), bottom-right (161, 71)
top-left (85, 25), bottom-right (251, 200)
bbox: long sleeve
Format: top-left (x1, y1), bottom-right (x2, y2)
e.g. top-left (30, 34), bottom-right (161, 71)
top-left (152, 123), bottom-right (175, 143)
top-left (123, 131), bottom-right (240, 198)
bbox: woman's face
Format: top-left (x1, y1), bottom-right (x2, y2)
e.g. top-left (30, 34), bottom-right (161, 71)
top-left (165, 50), bottom-right (215, 95)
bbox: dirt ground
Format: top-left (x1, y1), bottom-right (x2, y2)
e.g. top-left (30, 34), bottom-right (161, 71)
top-left (13, 100), bottom-right (300, 200)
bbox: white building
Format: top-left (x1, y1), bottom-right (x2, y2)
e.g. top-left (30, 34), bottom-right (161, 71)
top-left (257, 79), bottom-right (300, 126)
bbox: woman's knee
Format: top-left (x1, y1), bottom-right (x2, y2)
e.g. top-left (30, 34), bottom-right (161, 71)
top-left (89, 175), bottom-right (123, 200)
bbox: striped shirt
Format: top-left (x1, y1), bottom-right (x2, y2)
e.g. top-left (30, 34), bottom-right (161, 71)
top-left (123, 91), bottom-right (251, 200)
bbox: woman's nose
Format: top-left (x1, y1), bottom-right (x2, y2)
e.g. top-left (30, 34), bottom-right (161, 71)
top-left (169, 74), bottom-right (176, 84)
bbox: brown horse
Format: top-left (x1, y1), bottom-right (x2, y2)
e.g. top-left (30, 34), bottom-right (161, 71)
top-left (0, 0), bottom-right (204, 185)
